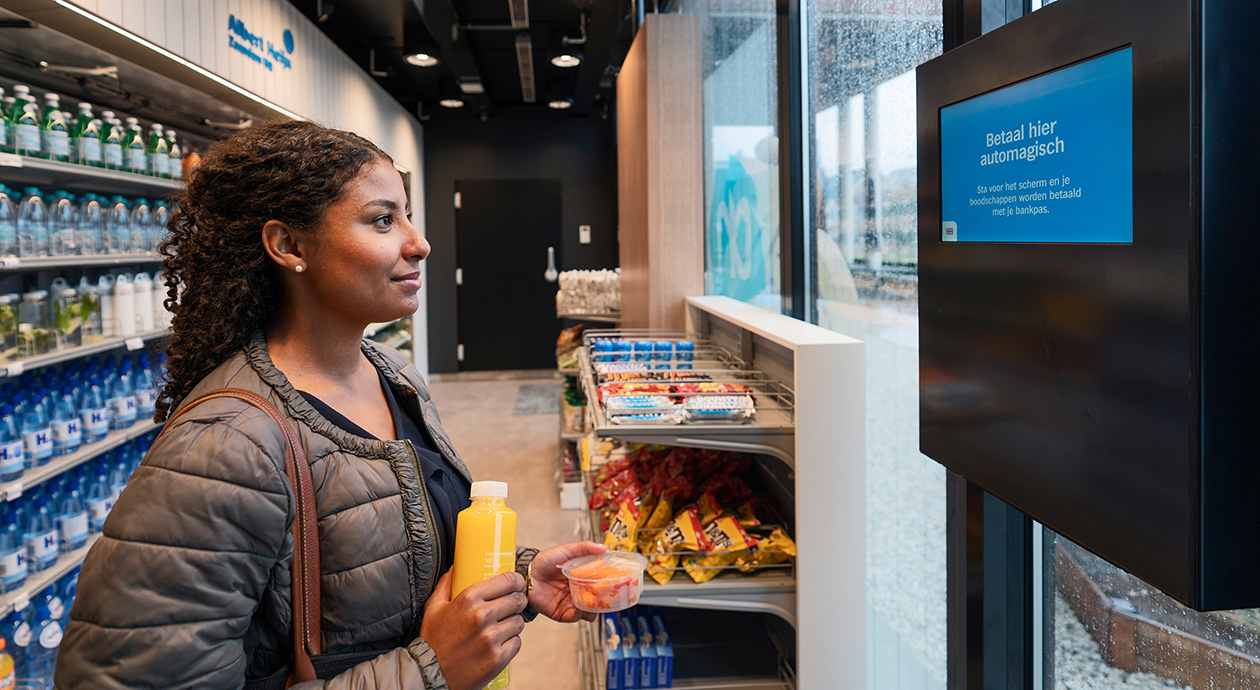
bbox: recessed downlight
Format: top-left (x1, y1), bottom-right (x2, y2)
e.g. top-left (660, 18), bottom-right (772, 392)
top-left (551, 54), bottom-right (581, 68)
top-left (440, 98), bottom-right (465, 108)
top-left (548, 97), bottom-right (573, 110)
top-left (405, 53), bottom-right (440, 67)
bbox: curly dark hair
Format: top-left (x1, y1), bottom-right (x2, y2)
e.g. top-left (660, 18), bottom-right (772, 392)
top-left (155, 119), bottom-right (393, 422)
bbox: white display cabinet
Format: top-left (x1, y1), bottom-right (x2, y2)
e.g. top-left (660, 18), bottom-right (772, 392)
top-left (575, 296), bottom-right (865, 690)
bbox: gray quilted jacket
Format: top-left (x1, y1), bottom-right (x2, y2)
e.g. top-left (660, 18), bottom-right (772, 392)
top-left (55, 333), bottom-right (536, 689)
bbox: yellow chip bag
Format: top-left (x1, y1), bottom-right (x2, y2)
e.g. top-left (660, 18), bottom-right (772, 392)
top-left (603, 499), bottom-right (642, 551)
top-left (638, 496), bottom-right (676, 554)
top-left (684, 516), bottom-right (753, 584)
top-left (735, 527), bottom-right (797, 573)
top-left (646, 507), bottom-right (705, 585)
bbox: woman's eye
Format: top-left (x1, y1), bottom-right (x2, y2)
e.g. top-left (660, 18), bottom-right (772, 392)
top-left (374, 215), bottom-right (394, 229)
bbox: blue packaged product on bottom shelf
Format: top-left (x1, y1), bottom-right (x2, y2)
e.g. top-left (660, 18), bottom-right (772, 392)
top-left (649, 607), bottom-right (674, 688)
top-left (633, 608), bottom-right (657, 688)
top-left (617, 612), bottom-right (640, 688)
top-left (602, 613), bottom-right (625, 690)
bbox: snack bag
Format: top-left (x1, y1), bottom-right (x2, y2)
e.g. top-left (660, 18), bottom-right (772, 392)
top-left (684, 516), bottom-right (754, 584)
top-left (646, 507), bottom-right (706, 585)
top-left (735, 500), bottom-right (761, 529)
top-left (697, 492), bottom-right (723, 526)
top-left (604, 498), bottom-right (643, 551)
top-left (599, 482), bottom-right (644, 533)
top-left (590, 468), bottom-right (639, 510)
top-left (637, 495), bottom-right (676, 554)
top-left (735, 527), bottom-right (797, 573)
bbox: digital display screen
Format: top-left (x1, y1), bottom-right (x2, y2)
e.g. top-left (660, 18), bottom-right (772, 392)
top-left (940, 48), bottom-right (1133, 243)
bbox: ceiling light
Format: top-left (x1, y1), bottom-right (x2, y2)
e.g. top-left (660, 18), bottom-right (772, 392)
top-left (405, 53), bottom-right (439, 67)
top-left (548, 97), bottom-right (573, 110)
top-left (551, 54), bottom-right (581, 68)
top-left (458, 79), bottom-right (485, 94)
top-left (440, 98), bottom-right (465, 108)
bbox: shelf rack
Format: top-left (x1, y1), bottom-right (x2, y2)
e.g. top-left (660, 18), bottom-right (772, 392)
top-left (0, 421), bottom-right (161, 502)
top-left (559, 312), bottom-right (622, 324)
top-left (0, 329), bottom-right (168, 378)
top-left (0, 533), bottom-right (101, 619)
top-left (574, 296), bottom-right (865, 690)
top-left (0, 254), bottom-right (162, 272)
top-left (0, 153), bottom-right (182, 197)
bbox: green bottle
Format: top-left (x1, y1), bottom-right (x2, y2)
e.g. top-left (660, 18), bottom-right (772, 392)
top-left (164, 129), bottom-right (181, 180)
top-left (70, 102), bottom-right (102, 167)
top-left (100, 111), bottom-right (124, 170)
top-left (122, 117), bottom-right (146, 173)
top-left (8, 85), bottom-right (40, 157)
top-left (146, 124), bottom-right (169, 177)
top-left (39, 93), bottom-right (70, 161)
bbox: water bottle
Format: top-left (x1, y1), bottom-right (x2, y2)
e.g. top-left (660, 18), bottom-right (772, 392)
top-left (51, 389), bottom-right (81, 456)
top-left (100, 111), bottom-right (124, 171)
top-left (55, 479), bottom-right (88, 551)
top-left (70, 102), bottom-right (102, 167)
top-left (106, 196), bottom-right (131, 254)
top-left (98, 275), bottom-right (116, 337)
top-left (0, 86), bottom-right (7, 153)
top-left (16, 188), bottom-right (48, 257)
top-left (0, 508), bottom-right (28, 593)
top-left (131, 199), bottom-right (151, 256)
top-left (0, 406), bottom-right (22, 482)
top-left (165, 129), bottom-right (181, 180)
top-left (0, 186), bottom-right (15, 257)
top-left (23, 495), bottom-right (57, 572)
top-left (49, 191), bottom-right (78, 256)
top-left (106, 368), bottom-right (136, 430)
top-left (18, 400), bottom-right (52, 468)
top-left (133, 355), bottom-right (156, 420)
top-left (2, 606), bottom-right (31, 680)
top-left (8, 86), bottom-right (39, 157)
top-left (114, 274), bottom-right (136, 337)
top-left (38, 93), bottom-right (69, 162)
top-left (152, 269), bottom-right (170, 329)
top-left (60, 566), bottom-right (79, 628)
top-left (108, 455), bottom-right (129, 503)
top-left (146, 125), bottom-right (168, 177)
top-left (85, 466), bottom-right (112, 533)
top-left (77, 378), bottom-right (109, 444)
top-left (133, 272), bottom-right (154, 332)
top-left (151, 201), bottom-right (170, 253)
top-left (123, 117), bottom-right (146, 173)
top-left (35, 587), bottom-right (64, 631)
top-left (77, 193), bottom-right (105, 255)
top-left (26, 603), bottom-right (61, 687)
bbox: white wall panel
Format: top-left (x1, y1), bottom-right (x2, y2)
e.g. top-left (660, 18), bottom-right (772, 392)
top-left (63, 0), bottom-right (432, 376)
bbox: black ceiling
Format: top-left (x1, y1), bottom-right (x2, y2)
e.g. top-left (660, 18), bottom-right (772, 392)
top-left (286, 0), bottom-right (636, 119)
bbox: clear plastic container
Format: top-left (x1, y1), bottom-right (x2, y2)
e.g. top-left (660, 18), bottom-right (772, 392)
top-left (18, 290), bottom-right (50, 356)
top-left (681, 394), bottom-right (755, 424)
top-left (0, 295), bottom-right (17, 362)
top-left (560, 551), bottom-right (648, 613)
top-left (52, 284), bottom-right (81, 349)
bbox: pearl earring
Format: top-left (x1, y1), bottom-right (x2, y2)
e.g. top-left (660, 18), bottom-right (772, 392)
top-left (295, 264), bottom-right (305, 273)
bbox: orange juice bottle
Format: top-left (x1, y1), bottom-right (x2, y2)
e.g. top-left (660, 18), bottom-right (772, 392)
top-left (452, 481), bottom-right (517, 690)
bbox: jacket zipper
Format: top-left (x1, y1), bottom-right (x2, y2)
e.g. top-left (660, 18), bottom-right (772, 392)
top-left (404, 440), bottom-right (442, 595)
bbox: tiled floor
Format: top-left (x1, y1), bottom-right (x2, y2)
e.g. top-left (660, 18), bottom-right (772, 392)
top-left (428, 373), bottom-right (585, 690)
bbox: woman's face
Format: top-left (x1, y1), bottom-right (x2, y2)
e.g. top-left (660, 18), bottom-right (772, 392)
top-left (300, 158), bottom-right (430, 326)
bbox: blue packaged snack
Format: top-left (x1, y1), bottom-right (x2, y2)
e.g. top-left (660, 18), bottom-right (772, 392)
top-left (613, 340), bottom-right (634, 362)
top-left (650, 607), bottom-right (674, 688)
top-left (634, 608), bottom-right (657, 688)
top-left (652, 341), bottom-right (673, 370)
top-left (602, 613), bottom-right (625, 690)
top-left (633, 340), bottom-right (654, 363)
top-left (674, 341), bottom-right (694, 370)
top-left (592, 339), bottom-right (616, 363)
top-left (617, 610), bottom-right (640, 688)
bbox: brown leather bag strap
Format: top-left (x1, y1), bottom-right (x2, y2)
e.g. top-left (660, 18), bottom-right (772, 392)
top-left (160, 388), bottom-right (322, 686)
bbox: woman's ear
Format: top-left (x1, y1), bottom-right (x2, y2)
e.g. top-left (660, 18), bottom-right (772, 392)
top-left (261, 220), bottom-right (307, 273)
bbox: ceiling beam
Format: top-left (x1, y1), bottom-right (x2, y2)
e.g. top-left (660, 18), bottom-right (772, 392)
top-left (410, 0), bottom-right (491, 111)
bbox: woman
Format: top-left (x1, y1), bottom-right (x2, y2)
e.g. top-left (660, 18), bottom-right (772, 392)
top-left (55, 120), bottom-right (604, 690)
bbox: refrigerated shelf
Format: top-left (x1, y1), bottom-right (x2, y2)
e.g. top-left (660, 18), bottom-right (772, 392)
top-left (0, 153), bottom-right (182, 196)
top-left (0, 253), bottom-right (162, 271)
top-left (0, 329), bottom-right (169, 378)
top-left (0, 533), bottom-right (101, 619)
top-left (0, 421), bottom-right (162, 502)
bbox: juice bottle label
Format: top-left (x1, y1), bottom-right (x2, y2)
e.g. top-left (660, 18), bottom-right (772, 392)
top-left (0, 657), bottom-right (14, 690)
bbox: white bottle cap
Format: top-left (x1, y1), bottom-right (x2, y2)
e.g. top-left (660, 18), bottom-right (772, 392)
top-left (125, 117), bottom-right (138, 126)
top-left (45, 93), bottom-right (59, 105)
top-left (101, 110), bottom-right (115, 119)
top-left (13, 85), bottom-right (28, 97)
top-left (78, 102), bottom-right (92, 113)
top-left (469, 481), bottom-right (507, 499)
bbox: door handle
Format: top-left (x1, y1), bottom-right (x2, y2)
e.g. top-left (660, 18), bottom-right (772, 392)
top-left (544, 246), bottom-right (559, 283)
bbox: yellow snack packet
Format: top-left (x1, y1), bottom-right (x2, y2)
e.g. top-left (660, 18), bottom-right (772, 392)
top-left (735, 501), bottom-right (761, 529)
top-left (646, 507), bottom-right (705, 585)
top-left (697, 492), bottom-right (723, 526)
top-left (684, 516), bottom-right (753, 584)
top-left (735, 527), bottom-right (797, 573)
top-left (638, 496), bottom-right (676, 554)
top-left (603, 499), bottom-right (642, 551)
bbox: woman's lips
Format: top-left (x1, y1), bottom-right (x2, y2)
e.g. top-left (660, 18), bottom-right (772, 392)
top-left (391, 271), bottom-right (422, 289)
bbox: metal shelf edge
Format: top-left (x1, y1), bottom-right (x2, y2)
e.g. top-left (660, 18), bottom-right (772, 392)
top-left (1, 421), bottom-right (162, 502)
top-left (1, 329), bottom-right (169, 377)
top-left (0, 154), bottom-right (183, 191)
top-left (0, 533), bottom-right (101, 618)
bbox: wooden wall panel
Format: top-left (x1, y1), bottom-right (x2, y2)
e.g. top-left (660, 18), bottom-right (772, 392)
top-left (617, 14), bottom-right (704, 331)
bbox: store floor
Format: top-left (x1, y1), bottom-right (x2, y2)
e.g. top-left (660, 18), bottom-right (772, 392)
top-left (429, 373), bottom-right (584, 690)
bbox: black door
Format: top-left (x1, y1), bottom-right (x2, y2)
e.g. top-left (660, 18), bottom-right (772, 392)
top-left (455, 179), bottom-right (562, 371)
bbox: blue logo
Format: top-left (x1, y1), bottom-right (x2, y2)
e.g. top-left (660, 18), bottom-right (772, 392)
top-left (283, 29), bottom-right (295, 54)
top-left (228, 14), bottom-right (295, 72)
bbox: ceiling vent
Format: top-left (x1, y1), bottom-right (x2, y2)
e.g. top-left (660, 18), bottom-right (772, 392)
top-left (508, 0), bottom-right (529, 30)
top-left (515, 33), bottom-right (536, 103)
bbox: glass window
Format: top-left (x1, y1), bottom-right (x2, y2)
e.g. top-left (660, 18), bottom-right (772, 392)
top-left (1048, 529), bottom-right (1260, 689)
top-left (679, 0), bottom-right (782, 312)
top-left (806, 2), bottom-right (944, 688)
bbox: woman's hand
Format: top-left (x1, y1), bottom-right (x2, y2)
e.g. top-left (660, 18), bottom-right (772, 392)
top-left (419, 570), bottom-right (528, 690)
top-left (527, 542), bottom-right (608, 623)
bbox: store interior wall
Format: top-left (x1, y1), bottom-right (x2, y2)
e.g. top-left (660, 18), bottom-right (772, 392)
top-left (63, 0), bottom-right (431, 375)
top-left (422, 106), bottom-right (619, 374)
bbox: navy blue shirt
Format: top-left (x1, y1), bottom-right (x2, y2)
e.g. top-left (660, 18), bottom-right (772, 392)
top-left (298, 371), bottom-right (470, 573)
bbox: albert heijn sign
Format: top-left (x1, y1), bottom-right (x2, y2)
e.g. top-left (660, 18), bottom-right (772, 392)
top-left (228, 13), bottom-right (295, 72)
